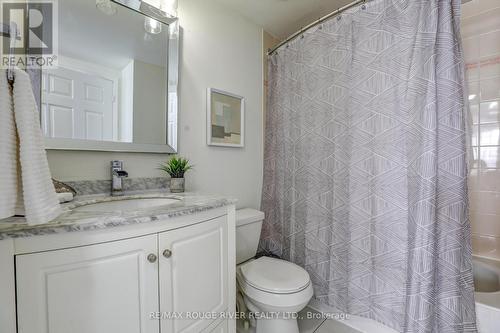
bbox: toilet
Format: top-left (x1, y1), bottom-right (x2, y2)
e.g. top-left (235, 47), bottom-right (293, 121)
top-left (236, 209), bottom-right (313, 333)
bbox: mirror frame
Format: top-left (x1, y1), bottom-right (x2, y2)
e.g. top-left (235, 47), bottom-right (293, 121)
top-left (40, 0), bottom-right (179, 154)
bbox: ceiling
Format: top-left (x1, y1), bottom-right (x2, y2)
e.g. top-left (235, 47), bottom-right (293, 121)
top-left (213, 0), bottom-right (474, 40)
top-left (213, 0), bottom-right (353, 39)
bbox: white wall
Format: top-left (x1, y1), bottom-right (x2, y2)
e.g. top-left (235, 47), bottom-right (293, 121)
top-left (47, 0), bottom-right (264, 209)
top-left (176, 0), bottom-right (263, 209)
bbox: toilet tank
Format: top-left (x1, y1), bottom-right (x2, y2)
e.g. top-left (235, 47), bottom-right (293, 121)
top-left (236, 208), bottom-right (265, 264)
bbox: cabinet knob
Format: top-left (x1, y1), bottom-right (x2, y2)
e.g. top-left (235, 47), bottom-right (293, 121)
top-left (147, 254), bottom-right (157, 263)
top-left (163, 249), bottom-right (172, 258)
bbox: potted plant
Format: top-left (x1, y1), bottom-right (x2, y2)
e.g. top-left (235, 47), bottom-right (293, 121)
top-left (159, 156), bottom-right (193, 193)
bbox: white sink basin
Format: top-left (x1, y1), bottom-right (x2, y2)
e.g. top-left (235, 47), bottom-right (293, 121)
top-left (74, 197), bottom-right (180, 212)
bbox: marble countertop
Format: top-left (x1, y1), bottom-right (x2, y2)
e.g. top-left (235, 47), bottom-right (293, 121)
top-left (0, 191), bottom-right (237, 240)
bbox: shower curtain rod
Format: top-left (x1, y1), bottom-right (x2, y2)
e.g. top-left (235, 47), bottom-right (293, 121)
top-left (267, 0), bottom-right (366, 56)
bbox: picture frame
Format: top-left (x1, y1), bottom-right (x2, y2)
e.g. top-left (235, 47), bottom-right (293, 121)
top-left (206, 88), bottom-right (245, 147)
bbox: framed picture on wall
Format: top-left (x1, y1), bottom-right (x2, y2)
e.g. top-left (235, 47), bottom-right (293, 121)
top-left (206, 88), bottom-right (245, 147)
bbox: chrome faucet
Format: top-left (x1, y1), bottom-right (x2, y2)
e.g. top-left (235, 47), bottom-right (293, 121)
top-left (111, 160), bottom-right (128, 196)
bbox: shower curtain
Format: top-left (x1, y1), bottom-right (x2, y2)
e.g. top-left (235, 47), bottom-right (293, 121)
top-left (260, 0), bottom-right (476, 332)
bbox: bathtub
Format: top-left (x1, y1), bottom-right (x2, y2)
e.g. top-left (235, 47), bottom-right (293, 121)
top-left (473, 256), bottom-right (500, 333)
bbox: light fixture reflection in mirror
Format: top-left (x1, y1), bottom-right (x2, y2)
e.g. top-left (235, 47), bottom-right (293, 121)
top-left (144, 17), bottom-right (162, 34)
top-left (164, 0), bottom-right (178, 17)
top-left (96, 0), bottom-right (117, 16)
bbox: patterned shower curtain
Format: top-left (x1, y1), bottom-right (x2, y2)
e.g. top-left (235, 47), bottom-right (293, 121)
top-left (259, 0), bottom-right (476, 332)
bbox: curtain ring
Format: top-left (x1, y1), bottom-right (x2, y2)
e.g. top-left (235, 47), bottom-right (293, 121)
top-left (336, 6), bottom-right (342, 21)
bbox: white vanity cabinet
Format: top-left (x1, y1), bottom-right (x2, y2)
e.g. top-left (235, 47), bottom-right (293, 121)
top-left (16, 234), bottom-right (160, 333)
top-left (1, 206), bottom-right (236, 333)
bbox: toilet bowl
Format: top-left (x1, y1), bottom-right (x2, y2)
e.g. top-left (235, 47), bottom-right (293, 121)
top-left (235, 208), bottom-right (313, 333)
top-left (235, 209), bottom-right (313, 332)
top-left (236, 256), bottom-right (313, 333)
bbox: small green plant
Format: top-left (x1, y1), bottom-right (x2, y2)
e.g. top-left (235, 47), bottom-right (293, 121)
top-left (158, 156), bottom-right (193, 179)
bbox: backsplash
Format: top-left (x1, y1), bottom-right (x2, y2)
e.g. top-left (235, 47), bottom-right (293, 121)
top-left (64, 177), bottom-right (169, 196)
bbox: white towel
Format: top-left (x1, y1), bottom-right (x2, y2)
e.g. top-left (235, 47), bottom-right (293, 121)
top-left (0, 71), bottom-right (20, 219)
top-left (0, 69), bottom-right (62, 225)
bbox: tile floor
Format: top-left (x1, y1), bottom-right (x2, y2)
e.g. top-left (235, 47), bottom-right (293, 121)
top-left (236, 307), bottom-right (361, 333)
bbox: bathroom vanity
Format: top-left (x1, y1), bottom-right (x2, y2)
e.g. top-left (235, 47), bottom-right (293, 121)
top-left (0, 0), bottom-right (235, 330)
top-left (0, 0), bottom-right (234, 332)
top-left (0, 193), bottom-right (236, 333)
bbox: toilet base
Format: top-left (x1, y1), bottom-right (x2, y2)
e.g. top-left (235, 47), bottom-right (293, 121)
top-left (255, 316), bottom-right (299, 333)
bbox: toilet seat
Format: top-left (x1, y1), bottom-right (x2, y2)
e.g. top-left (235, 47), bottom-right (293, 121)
top-left (238, 257), bottom-right (311, 294)
top-left (238, 277), bottom-right (313, 309)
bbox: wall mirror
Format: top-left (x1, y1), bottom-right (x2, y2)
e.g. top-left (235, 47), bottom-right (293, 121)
top-left (32, 0), bottom-right (179, 153)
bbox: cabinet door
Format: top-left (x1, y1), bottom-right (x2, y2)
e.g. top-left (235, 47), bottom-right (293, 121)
top-left (159, 216), bottom-right (228, 333)
top-left (16, 234), bottom-right (159, 333)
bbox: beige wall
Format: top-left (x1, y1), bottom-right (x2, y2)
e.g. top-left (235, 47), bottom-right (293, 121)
top-left (47, 150), bottom-right (168, 180)
top-left (48, 0), bottom-right (264, 209)
top-left (462, 0), bottom-right (500, 259)
top-left (133, 60), bottom-right (167, 144)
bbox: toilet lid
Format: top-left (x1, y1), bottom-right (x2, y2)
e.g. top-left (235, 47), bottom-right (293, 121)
top-left (240, 257), bottom-right (310, 294)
